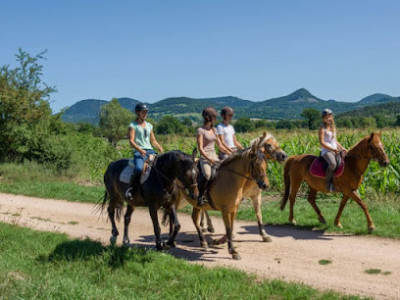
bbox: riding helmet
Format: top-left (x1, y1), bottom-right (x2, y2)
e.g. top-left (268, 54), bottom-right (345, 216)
top-left (221, 106), bottom-right (234, 117)
top-left (202, 107), bottom-right (218, 120)
top-left (321, 108), bottom-right (333, 117)
top-left (135, 103), bottom-right (148, 113)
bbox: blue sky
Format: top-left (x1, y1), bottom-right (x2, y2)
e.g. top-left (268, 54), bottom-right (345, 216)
top-left (1, 0), bottom-right (400, 112)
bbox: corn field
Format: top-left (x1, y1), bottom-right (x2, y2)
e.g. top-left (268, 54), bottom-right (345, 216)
top-left (155, 129), bottom-right (400, 195)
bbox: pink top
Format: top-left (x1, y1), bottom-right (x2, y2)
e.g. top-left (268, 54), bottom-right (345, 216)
top-left (197, 127), bottom-right (218, 152)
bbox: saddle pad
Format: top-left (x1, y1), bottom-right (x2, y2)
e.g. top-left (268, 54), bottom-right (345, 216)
top-left (309, 156), bottom-right (345, 178)
top-left (119, 162), bottom-right (153, 184)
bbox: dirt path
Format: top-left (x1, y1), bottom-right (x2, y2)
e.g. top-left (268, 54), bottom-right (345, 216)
top-left (1, 193), bottom-right (399, 300)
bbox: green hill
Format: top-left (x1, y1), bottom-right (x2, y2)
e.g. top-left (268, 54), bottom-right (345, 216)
top-left (61, 89), bottom-right (400, 124)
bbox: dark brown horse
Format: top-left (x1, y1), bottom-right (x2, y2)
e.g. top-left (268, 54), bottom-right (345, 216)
top-left (200, 132), bottom-right (288, 242)
top-left (173, 141), bottom-right (269, 259)
top-left (281, 132), bottom-right (389, 232)
top-left (101, 150), bottom-right (199, 250)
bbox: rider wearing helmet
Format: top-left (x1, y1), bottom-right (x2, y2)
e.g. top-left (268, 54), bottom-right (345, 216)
top-left (196, 107), bottom-right (231, 206)
top-left (217, 107), bottom-right (244, 159)
top-left (125, 103), bottom-right (164, 200)
top-left (319, 108), bottom-right (347, 192)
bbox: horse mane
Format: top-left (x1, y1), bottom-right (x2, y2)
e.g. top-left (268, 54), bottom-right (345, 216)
top-left (249, 132), bottom-right (274, 148)
top-left (346, 135), bottom-right (369, 157)
top-left (218, 147), bottom-right (253, 168)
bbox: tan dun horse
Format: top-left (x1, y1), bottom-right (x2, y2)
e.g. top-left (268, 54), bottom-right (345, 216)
top-left (200, 132), bottom-right (288, 243)
top-left (281, 132), bottom-right (389, 232)
top-left (173, 141), bottom-right (269, 259)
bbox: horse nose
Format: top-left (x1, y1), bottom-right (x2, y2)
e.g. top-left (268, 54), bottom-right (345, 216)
top-left (382, 160), bottom-right (389, 167)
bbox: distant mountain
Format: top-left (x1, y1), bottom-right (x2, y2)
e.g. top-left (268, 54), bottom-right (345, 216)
top-left (61, 97), bottom-right (139, 124)
top-left (61, 89), bottom-right (400, 124)
top-left (338, 101), bottom-right (400, 118)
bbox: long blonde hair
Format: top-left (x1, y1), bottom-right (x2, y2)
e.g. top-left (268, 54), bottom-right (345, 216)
top-left (323, 116), bottom-right (336, 134)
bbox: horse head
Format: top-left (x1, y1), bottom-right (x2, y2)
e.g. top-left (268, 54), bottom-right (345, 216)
top-left (251, 132), bottom-right (288, 163)
top-left (249, 143), bottom-right (269, 190)
top-left (367, 132), bottom-right (390, 167)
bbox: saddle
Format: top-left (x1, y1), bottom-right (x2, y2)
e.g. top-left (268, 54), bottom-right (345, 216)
top-left (119, 154), bottom-right (157, 184)
top-left (309, 156), bottom-right (345, 178)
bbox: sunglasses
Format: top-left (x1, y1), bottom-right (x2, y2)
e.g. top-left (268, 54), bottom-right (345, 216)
top-left (144, 129), bottom-right (148, 139)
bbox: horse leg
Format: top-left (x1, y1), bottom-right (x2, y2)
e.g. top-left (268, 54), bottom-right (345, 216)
top-left (307, 188), bottom-right (326, 224)
top-left (222, 210), bottom-right (240, 260)
top-left (349, 191), bottom-right (375, 232)
top-left (205, 210), bottom-right (215, 233)
top-left (288, 178), bottom-right (302, 225)
top-left (334, 195), bottom-right (349, 228)
top-left (252, 194), bottom-right (271, 242)
top-left (108, 202), bottom-right (119, 245)
top-left (200, 210), bottom-right (207, 232)
top-left (122, 205), bottom-right (134, 245)
top-left (166, 206), bottom-right (180, 247)
top-left (191, 207), bottom-right (208, 249)
top-left (148, 204), bottom-right (166, 250)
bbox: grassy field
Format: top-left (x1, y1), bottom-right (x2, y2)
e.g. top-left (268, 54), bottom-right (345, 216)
top-left (0, 223), bottom-right (366, 300)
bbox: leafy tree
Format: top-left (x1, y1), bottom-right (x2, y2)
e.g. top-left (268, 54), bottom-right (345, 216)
top-left (156, 115), bottom-right (184, 135)
top-left (301, 108), bottom-right (320, 130)
top-left (234, 118), bottom-right (255, 133)
top-left (99, 98), bottom-right (134, 146)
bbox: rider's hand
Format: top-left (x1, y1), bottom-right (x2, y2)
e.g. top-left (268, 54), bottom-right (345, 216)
top-left (158, 146), bottom-right (164, 153)
top-left (140, 150), bottom-right (147, 157)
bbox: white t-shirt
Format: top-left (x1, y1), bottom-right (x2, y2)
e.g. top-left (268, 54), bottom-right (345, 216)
top-left (321, 128), bottom-right (337, 156)
top-left (217, 123), bottom-right (236, 148)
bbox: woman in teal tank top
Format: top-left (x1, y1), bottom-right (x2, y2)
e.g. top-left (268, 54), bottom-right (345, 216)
top-left (126, 103), bottom-right (163, 200)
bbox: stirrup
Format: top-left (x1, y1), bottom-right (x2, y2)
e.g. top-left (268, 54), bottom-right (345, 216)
top-left (328, 183), bottom-right (336, 192)
top-left (125, 187), bottom-right (134, 200)
top-left (197, 196), bottom-right (207, 207)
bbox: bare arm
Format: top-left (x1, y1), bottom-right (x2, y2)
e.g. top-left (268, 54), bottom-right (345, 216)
top-left (233, 134), bottom-right (244, 150)
top-left (150, 130), bottom-right (164, 153)
top-left (215, 135), bottom-right (231, 154)
top-left (218, 134), bottom-right (232, 154)
top-left (197, 134), bottom-right (215, 164)
top-left (128, 127), bottom-right (146, 157)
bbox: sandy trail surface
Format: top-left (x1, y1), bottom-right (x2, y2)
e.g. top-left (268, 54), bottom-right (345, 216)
top-left (1, 193), bottom-right (399, 299)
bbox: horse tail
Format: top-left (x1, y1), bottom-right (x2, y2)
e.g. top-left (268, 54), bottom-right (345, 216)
top-left (280, 157), bottom-right (293, 211)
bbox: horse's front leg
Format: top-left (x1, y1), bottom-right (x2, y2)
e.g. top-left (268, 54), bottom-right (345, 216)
top-left (108, 202), bottom-right (119, 245)
top-left (166, 205), bottom-right (180, 247)
top-left (222, 210), bottom-right (241, 260)
top-left (192, 207), bottom-right (208, 249)
top-left (307, 188), bottom-right (326, 224)
top-left (148, 204), bottom-right (166, 250)
top-left (123, 205), bottom-right (134, 245)
top-left (348, 191), bottom-right (375, 232)
top-left (252, 194), bottom-right (271, 242)
top-left (334, 194), bottom-right (349, 228)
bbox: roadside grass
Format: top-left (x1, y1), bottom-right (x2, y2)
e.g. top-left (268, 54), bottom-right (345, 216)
top-left (0, 223), bottom-right (365, 300)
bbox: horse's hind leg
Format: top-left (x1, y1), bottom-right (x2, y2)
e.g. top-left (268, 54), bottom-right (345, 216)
top-left (192, 207), bottom-right (208, 249)
top-left (222, 210), bottom-right (240, 260)
top-left (334, 194), bottom-right (349, 228)
top-left (307, 188), bottom-right (326, 224)
top-left (252, 193), bottom-right (271, 242)
top-left (166, 206), bottom-right (180, 247)
top-left (108, 202), bottom-right (119, 245)
top-left (200, 210), bottom-right (215, 233)
top-left (122, 205), bottom-right (134, 245)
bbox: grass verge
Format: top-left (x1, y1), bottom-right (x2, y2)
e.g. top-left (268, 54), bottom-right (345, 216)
top-left (0, 223), bottom-right (365, 299)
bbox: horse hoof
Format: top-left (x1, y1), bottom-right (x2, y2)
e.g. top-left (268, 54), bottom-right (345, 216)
top-left (318, 217), bottom-right (327, 224)
top-left (166, 241), bottom-right (176, 248)
top-left (123, 239), bottom-right (130, 245)
top-left (232, 253), bottom-right (241, 260)
top-left (201, 228), bottom-right (208, 233)
top-left (368, 226), bottom-right (375, 234)
top-left (207, 227), bottom-right (215, 233)
top-left (162, 242), bottom-right (171, 250)
top-left (335, 222), bottom-right (343, 229)
top-left (262, 236), bottom-right (272, 243)
top-left (290, 219), bottom-right (297, 226)
top-left (201, 241), bottom-right (208, 249)
top-left (110, 236), bottom-right (117, 245)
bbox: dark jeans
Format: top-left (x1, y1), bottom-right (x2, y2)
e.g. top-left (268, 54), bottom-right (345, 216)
top-left (133, 149), bottom-right (156, 176)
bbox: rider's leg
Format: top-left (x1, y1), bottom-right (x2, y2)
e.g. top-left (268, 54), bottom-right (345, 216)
top-left (126, 152), bottom-right (145, 200)
top-left (197, 160), bottom-right (211, 206)
top-left (323, 151), bottom-right (337, 192)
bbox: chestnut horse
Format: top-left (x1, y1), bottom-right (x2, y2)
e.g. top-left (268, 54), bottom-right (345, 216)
top-left (281, 132), bottom-right (389, 232)
top-left (200, 132), bottom-right (288, 242)
top-left (101, 150), bottom-right (199, 250)
top-left (173, 141), bottom-right (269, 260)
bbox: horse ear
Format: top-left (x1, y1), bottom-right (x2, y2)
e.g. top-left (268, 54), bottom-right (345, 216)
top-left (257, 131), bottom-right (267, 148)
top-left (250, 141), bottom-right (258, 154)
top-left (368, 132), bottom-right (375, 143)
top-left (191, 147), bottom-right (198, 160)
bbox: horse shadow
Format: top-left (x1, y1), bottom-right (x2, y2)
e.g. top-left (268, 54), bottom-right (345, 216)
top-left (238, 224), bottom-right (334, 241)
top-left (36, 238), bottom-right (166, 269)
